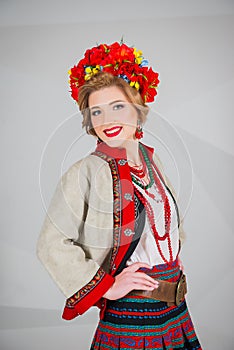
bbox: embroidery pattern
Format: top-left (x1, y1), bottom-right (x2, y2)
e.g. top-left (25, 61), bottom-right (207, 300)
top-left (109, 158), bottom-right (122, 268)
top-left (91, 260), bottom-right (202, 349)
top-left (91, 151), bottom-right (122, 269)
top-left (65, 267), bottom-right (106, 307)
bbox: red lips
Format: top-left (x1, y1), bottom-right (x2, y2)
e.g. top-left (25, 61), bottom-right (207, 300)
top-left (103, 126), bottom-right (123, 137)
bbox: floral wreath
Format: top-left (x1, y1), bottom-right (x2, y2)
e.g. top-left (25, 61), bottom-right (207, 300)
top-left (68, 41), bottom-right (160, 103)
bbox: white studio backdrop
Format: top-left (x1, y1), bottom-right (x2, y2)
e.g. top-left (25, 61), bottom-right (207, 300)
top-left (0, 1), bottom-right (234, 349)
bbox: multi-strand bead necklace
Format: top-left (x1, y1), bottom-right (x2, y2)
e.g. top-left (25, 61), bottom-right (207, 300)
top-left (129, 144), bottom-right (173, 263)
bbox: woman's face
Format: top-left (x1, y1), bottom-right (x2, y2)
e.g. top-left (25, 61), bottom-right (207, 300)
top-left (88, 86), bottom-right (138, 148)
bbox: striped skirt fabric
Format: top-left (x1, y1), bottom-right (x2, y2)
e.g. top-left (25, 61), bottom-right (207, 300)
top-left (90, 259), bottom-right (202, 349)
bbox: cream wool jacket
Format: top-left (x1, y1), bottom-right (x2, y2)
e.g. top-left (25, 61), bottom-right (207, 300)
top-left (36, 142), bottom-right (186, 320)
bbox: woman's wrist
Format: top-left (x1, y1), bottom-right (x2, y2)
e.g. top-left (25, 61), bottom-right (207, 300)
top-left (102, 285), bottom-right (113, 299)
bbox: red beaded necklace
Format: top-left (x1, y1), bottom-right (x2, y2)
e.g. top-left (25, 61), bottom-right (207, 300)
top-left (128, 159), bottom-right (147, 179)
top-left (129, 165), bottom-right (145, 178)
top-left (128, 148), bottom-right (150, 183)
top-left (134, 163), bottom-right (173, 264)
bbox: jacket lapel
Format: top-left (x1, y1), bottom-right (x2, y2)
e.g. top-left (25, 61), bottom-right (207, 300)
top-left (92, 141), bottom-right (179, 276)
top-left (92, 142), bottom-right (136, 275)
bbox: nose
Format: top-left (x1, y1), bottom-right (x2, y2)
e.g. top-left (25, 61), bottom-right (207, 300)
top-left (102, 105), bottom-right (118, 126)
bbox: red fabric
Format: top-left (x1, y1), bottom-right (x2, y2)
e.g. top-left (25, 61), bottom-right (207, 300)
top-left (62, 272), bottom-right (115, 320)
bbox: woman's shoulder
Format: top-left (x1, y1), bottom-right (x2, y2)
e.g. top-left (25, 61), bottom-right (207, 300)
top-left (58, 153), bottom-right (113, 206)
top-left (63, 153), bottom-right (111, 183)
top-left (68, 153), bottom-right (109, 170)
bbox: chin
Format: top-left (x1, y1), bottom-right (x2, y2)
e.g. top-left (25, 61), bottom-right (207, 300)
top-left (104, 138), bottom-right (127, 148)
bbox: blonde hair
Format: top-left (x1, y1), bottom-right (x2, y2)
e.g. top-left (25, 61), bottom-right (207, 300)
top-left (77, 71), bottom-right (149, 137)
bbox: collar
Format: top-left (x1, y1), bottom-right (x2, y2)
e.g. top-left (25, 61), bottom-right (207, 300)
top-left (95, 141), bottom-right (155, 161)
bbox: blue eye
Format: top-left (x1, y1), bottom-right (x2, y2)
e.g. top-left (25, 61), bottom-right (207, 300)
top-left (91, 109), bottom-right (101, 117)
top-left (113, 103), bottom-right (125, 110)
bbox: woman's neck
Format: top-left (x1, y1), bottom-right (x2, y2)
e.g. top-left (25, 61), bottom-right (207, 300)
top-left (124, 139), bottom-right (141, 166)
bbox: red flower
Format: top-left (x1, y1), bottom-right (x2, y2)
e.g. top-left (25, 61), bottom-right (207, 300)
top-left (117, 62), bottom-right (136, 77)
top-left (148, 67), bottom-right (160, 88)
top-left (109, 42), bottom-right (135, 64)
top-left (84, 45), bottom-right (107, 65)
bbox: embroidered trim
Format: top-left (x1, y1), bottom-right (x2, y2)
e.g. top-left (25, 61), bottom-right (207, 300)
top-left (91, 151), bottom-right (122, 270)
top-left (65, 267), bottom-right (106, 308)
top-left (109, 159), bottom-right (122, 268)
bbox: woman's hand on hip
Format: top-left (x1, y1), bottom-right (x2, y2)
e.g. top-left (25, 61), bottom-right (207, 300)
top-left (102, 262), bottom-right (159, 300)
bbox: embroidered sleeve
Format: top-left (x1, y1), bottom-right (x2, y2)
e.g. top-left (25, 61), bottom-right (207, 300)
top-left (62, 267), bottom-right (115, 320)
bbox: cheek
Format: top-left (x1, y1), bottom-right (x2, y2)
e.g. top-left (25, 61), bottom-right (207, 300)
top-left (91, 124), bottom-right (102, 136)
top-left (91, 116), bottom-right (103, 129)
top-left (122, 113), bottom-right (138, 130)
top-left (123, 125), bottom-right (136, 137)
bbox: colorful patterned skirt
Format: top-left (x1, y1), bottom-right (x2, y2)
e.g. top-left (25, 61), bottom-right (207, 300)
top-left (90, 259), bottom-right (202, 349)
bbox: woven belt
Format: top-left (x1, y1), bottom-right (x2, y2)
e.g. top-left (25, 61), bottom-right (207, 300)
top-left (127, 273), bottom-right (187, 307)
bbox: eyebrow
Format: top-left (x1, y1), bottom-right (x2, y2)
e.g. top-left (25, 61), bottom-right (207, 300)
top-left (90, 100), bottom-right (126, 110)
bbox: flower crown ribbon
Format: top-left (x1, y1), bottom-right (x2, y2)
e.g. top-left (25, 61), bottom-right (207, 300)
top-left (68, 41), bottom-right (160, 103)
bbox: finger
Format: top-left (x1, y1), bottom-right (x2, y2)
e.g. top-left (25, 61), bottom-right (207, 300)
top-left (132, 272), bottom-right (159, 285)
top-left (131, 281), bottom-right (158, 289)
top-left (129, 275), bottom-right (159, 288)
top-left (131, 283), bottom-right (157, 291)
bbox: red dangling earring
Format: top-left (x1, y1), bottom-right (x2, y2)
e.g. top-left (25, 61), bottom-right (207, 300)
top-left (135, 121), bottom-right (143, 139)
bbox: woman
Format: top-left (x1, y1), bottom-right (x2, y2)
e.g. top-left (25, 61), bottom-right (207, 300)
top-left (37, 42), bottom-right (202, 349)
